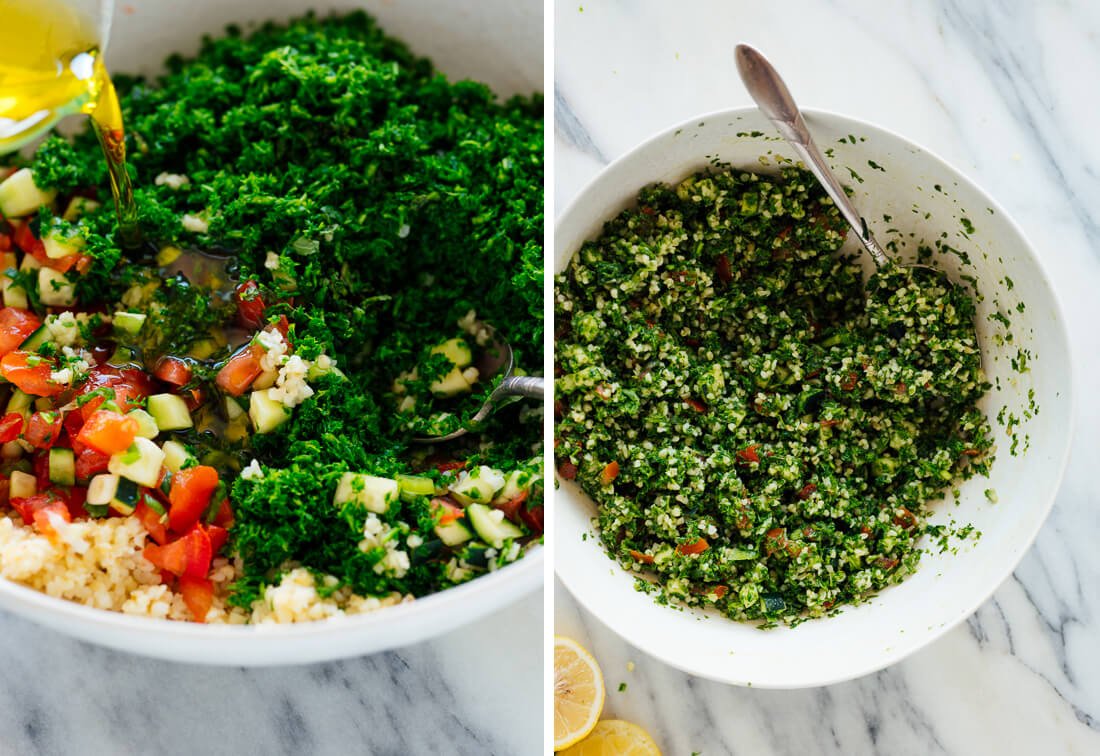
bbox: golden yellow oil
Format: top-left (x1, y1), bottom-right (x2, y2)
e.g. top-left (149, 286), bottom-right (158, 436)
top-left (0, 0), bottom-right (137, 243)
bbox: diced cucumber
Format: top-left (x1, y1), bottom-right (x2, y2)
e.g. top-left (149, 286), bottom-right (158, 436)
top-left (48, 448), bottom-right (75, 486)
top-left (430, 366), bottom-right (473, 397)
top-left (112, 311), bottom-right (146, 337)
top-left (430, 338), bottom-right (473, 368)
top-left (62, 196), bottom-right (99, 222)
top-left (161, 440), bottom-right (196, 473)
top-left (444, 559), bottom-right (474, 582)
top-left (9, 470), bottom-right (36, 499)
top-left (147, 393), bottom-right (192, 431)
top-left (334, 472), bottom-right (398, 514)
top-left (248, 388), bottom-right (291, 434)
top-left (224, 396), bottom-right (245, 421)
top-left (6, 389), bottom-right (32, 421)
top-left (42, 229), bottom-right (84, 260)
top-left (110, 477), bottom-right (141, 515)
top-left (33, 397), bottom-right (52, 412)
top-left (38, 267), bottom-right (75, 306)
top-left (155, 245), bottom-right (182, 266)
top-left (251, 367), bottom-right (278, 390)
top-left (107, 344), bottom-right (139, 366)
top-left (127, 408), bottom-right (159, 439)
top-left (19, 325), bottom-right (50, 352)
top-left (434, 519), bottom-right (474, 547)
top-left (449, 465), bottom-right (506, 506)
top-left (492, 469), bottom-right (536, 504)
top-left (87, 474), bottom-right (119, 507)
top-left (0, 251), bottom-right (26, 309)
top-left (0, 169), bottom-right (57, 218)
top-left (19, 251), bottom-right (41, 272)
top-left (108, 436), bottom-right (165, 487)
top-left (465, 503), bottom-right (524, 549)
top-left (396, 473), bottom-right (436, 502)
top-left (187, 339), bottom-right (218, 360)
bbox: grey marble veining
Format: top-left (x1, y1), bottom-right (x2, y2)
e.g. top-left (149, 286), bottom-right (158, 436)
top-left (556, 1), bottom-right (1100, 754)
top-left (0, 592), bottom-right (541, 756)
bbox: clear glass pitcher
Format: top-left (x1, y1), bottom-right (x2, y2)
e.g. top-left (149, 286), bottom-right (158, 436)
top-left (0, 0), bottom-right (114, 154)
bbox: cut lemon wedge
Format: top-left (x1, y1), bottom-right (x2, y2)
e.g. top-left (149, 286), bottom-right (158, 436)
top-left (554, 636), bottom-right (605, 750)
top-left (559, 720), bottom-right (662, 756)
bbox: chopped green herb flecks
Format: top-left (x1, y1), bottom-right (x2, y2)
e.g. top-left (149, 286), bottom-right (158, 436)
top-left (555, 166), bottom-right (995, 626)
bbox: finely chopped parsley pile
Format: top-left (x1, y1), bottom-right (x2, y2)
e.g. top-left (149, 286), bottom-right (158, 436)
top-left (555, 167), bottom-right (993, 625)
top-left (0, 13), bottom-right (543, 621)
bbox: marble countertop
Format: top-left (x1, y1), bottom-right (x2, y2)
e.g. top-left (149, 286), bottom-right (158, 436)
top-left (0, 591), bottom-right (542, 755)
top-left (555, 1), bottom-right (1100, 754)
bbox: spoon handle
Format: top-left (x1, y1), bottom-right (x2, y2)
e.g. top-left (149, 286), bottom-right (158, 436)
top-left (499, 375), bottom-right (544, 400)
top-left (734, 44), bottom-right (890, 268)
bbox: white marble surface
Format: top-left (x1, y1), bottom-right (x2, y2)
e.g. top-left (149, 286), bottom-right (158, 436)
top-left (555, 1), bottom-right (1100, 753)
top-left (0, 591), bottom-right (541, 755)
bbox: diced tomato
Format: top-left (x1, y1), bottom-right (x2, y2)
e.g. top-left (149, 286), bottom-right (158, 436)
top-left (10, 491), bottom-right (52, 525)
top-left (270, 315), bottom-right (290, 342)
top-left (677, 537), bottom-right (709, 556)
top-left (12, 224), bottom-right (46, 262)
top-left (0, 307), bottom-right (41, 357)
top-left (206, 524), bottom-right (229, 554)
top-left (76, 410), bottom-right (139, 455)
top-left (737, 444), bottom-right (760, 464)
top-left (628, 549), bottom-right (655, 564)
top-left (63, 408), bottom-right (84, 438)
top-left (715, 253), bottom-right (733, 284)
top-left (143, 524), bottom-right (212, 579)
top-left (434, 460), bottom-right (466, 474)
top-left (77, 365), bottom-right (153, 418)
top-left (63, 486), bottom-right (88, 520)
top-left (153, 355), bottom-right (193, 386)
top-left (599, 461), bottom-right (620, 486)
top-left (178, 574), bottom-right (214, 623)
top-left (211, 498), bottom-right (234, 529)
top-left (712, 584), bottom-right (729, 599)
top-left (0, 411), bottom-right (24, 442)
top-left (840, 372), bottom-right (859, 391)
top-left (492, 489), bottom-right (527, 522)
top-left (796, 483), bottom-right (817, 500)
top-left (135, 498), bottom-right (169, 545)
top-left (684, 397), bottom-right (708, 413)
top-left (893, 508), bottom-right (918, 530)
top-left (557, 460), bottom-right (578, 480)
top-left (32, 500), bottom-right (71, 543)
top-left (432, 496), bottom-right (465, 526)
top-left (234, 280), bottom-right (266, 329)
top-left (74, 444), bottom-right (110, 481)
top-left (519, 504), bottom-right (544, 535)
top-left (0, 233), bottom-right (9, 252)
top-left (215, 342), bottom-right (265, 396)
top-left (24, 411), bottom-right (64, 449)
top-left (168, 465), bottom-right (219, 534)
top-left (1, 351), bottom-right (61, 396)
top-left (33, 452), bottom-right (50, 490)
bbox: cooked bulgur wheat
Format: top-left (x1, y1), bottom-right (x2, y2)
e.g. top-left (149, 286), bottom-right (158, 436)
top-left (0, 514), bottom-right (410, 623)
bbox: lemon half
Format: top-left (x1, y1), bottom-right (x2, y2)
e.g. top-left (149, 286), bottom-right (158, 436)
top-left (554, 636), bottom-right (606, 750)
top-left (559, 719), bottom-right (662, 756)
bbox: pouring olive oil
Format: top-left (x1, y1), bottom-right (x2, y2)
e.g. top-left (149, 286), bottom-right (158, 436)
top-left (0, 0), bottom-right (137, 244)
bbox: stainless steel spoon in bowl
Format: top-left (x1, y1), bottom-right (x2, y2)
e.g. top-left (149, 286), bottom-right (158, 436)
top-left (414, 329), bottom-right (544, 443)
top-left (734, 44), bottom-right (933, 276)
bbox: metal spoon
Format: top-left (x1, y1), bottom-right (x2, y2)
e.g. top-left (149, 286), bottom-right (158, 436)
top-left (734, 44), bottom-right (908, 272)
top-left (414, 330), bottom-right (544, 443)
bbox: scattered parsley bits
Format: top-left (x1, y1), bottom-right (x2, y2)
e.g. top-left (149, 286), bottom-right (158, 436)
top-left (555, 166), bottom-right (994, 626)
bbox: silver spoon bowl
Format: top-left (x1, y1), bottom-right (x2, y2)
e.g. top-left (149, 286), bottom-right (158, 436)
top-left (414, 329), bottom-right (543, 443)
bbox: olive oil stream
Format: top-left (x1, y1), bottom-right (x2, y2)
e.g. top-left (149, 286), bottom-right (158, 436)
top-left (0, 0), bottom-right (138, 245)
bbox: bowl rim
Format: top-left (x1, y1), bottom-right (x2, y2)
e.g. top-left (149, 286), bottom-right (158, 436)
top-left (553, 105), bottom-right (1077, 688)
top-left (0, 542), bottom-right (542, 647)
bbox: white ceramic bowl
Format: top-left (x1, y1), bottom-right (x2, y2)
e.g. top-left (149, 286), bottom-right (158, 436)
top-left (555, 108), bottom-right (1074, 688)
top-left (0, 0), bottom-right (543, 666)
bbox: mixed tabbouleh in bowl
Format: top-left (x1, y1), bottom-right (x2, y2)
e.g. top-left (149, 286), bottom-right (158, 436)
top-left (0, 13), bottom-right (543, 623)
top-left (555, 166), bottom-right (994, 626)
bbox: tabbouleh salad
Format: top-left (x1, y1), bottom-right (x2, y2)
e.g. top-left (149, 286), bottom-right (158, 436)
top-left (555, 166), bottom-right (993, 625)
top-left (0, 13), bottom-right (543, 623)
